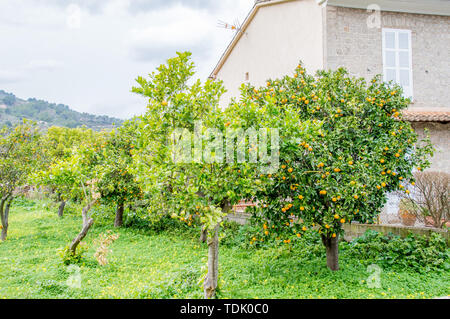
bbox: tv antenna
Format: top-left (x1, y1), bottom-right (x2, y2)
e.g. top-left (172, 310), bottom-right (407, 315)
top-left (217, 18), bottom-right (242, 33)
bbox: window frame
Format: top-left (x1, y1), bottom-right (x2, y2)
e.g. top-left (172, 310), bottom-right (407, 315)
top-left (381, 28), bottom-right (414, 100)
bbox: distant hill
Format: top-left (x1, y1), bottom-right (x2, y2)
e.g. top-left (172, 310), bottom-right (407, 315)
top-left (0, 90), bottom-right (123, 130)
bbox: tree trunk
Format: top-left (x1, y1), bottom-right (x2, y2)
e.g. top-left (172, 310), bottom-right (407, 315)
top-left (58, 200), bottom-right (66, 218)
top-left (203, 201), bottom-right (231, 299)
top-left (200, 226), bottom-right (207, 243)
top-left (69, 201), bottom-right (96, 254)
top-left (114, 202), bottom-right (124, 228)
top-left (0, 198), bottom-right (11, 241)
top-left (204, 223), bottom-right (219, 299)
top-left (321, 233), bottom-right (339, 271)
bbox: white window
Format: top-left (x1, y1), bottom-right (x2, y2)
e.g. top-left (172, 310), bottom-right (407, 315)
top-left (382, 28), bottom-right (413, 99)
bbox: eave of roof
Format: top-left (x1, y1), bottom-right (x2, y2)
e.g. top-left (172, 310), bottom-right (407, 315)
top-left (403, 109), bottom-right (450, 122)
top-left (327, 0), bottom-right (450, 17)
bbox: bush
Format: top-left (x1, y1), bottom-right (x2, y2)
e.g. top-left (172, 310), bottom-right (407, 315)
top-left (400, 171), bottom-right (449, 228)
top-left (344, 230), bottom-right (449, 272)
top-left (58, 243), bottom-right (89, 265)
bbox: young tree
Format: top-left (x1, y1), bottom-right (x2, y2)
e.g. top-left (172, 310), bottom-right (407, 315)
top-left (131, 52), bottom-right (264, 298)
top-left (242, 64), bottom-right (433, 271)
top-left (37, 126), bottom-right (100, 217)
top-left (0, 120), bottom-right (42, 240)
top-left (47, 135), bottom-right (106, 254)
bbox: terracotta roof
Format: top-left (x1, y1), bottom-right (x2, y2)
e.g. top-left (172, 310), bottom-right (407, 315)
top-left (402, 110), bottom-right (450, 122)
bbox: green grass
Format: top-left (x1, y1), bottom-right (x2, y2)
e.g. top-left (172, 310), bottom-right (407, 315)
top-left (0, 198), bottom-right (448, 299)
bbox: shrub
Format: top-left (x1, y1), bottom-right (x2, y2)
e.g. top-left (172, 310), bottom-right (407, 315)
top-left (93, 231), bottom-right (119, 266)
top-left (345, 230), bottom-right (449, 272)
top-left (58, 242), bottom-right (89, 265)
top-left (400, 171), bottom-right (449, 228)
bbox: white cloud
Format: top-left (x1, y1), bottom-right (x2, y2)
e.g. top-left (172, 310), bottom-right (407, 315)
top-left (26, 60), bottom-right (64, 71)
top-left (0, 0), bottom-right (255, 118)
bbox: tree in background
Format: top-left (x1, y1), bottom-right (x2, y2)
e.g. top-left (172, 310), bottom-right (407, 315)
top-left (244, 64), bottom-right (433, 271)
top-left (36, 126), bottom-right (101, 217)
top-left (97, 119), bottom-right (144, 227)
top-left (0, 120), bottom-right (42, 240)
top-left (45, 133), bottom-right (106, 254)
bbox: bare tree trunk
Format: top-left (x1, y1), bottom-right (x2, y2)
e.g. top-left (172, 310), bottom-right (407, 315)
top-left (203, 201), bottom-right (231, 299)
top-left (69, 200), bottom-right (96, 254)
top-left (114, 202), bottom-right (124, 228)
top-left (58, 200), bottom-right (66, 218)
top-left (204, 223), bottom-right (219, 299)
top-left (0, 198), bottom-right (10, 241)
top-left (200, 226), bottom-right (207, 243)
top-left (321, 234), bottom-right (339, 271)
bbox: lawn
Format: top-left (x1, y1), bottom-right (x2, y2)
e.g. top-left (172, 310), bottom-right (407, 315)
top-left (0, 198), bottom-right (448, 299)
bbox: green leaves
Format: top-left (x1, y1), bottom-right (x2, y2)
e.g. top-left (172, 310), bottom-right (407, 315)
top-left (0, 119), bottom-right (42, 198)
top-left (245, 62), bottom-right (433, 243)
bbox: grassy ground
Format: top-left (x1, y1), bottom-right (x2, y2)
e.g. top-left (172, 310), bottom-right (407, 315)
top-left (0, 199), bottom-right (448, 299)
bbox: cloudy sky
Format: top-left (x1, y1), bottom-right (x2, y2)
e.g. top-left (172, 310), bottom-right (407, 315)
top-left (0, 0), bottom-right (254, 119)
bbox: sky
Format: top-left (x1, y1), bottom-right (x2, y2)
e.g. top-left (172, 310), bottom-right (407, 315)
top-left (0, 0), bottom-right (255, 119)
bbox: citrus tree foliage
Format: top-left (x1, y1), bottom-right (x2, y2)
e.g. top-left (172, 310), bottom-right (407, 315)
top-left (45, 134), bottom-right (105, 203)
top-left (96, 120), bottom-right (144, 227)
top-left (0, 120), bottom-right (42, 240)
top-left (131, 52), bottom-right (263, 298)
top-left (42, 126), bottom-right (101, 161)
top-left (36, 127), bottom-right (102, 201)
top-left (241, 64), bottom-right (433, 270)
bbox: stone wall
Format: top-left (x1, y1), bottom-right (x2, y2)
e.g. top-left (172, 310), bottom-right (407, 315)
top-left (225, 212), bottom-right (449, 246)
top-left (325, 6), bottom-right (450, 111)
top-left (343, 223), bottom-right (449, 246)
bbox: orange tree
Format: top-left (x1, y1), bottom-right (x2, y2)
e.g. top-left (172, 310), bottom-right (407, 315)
top-left (0, 120), bottom-right (42, 240)
top-left (37, 127), bottom-right (101, 217)
top-left (131, 52), bottom-right (266, 298)
top-left (43, 132), bottom-right (107, 255)
top-left (240, 64), bottom-right (433, 271)
top-left (96, 119), bottom-right (144, 227)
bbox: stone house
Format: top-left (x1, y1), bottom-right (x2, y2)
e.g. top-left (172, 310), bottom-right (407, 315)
top-left (210, 0), bottom-right (450, 225)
